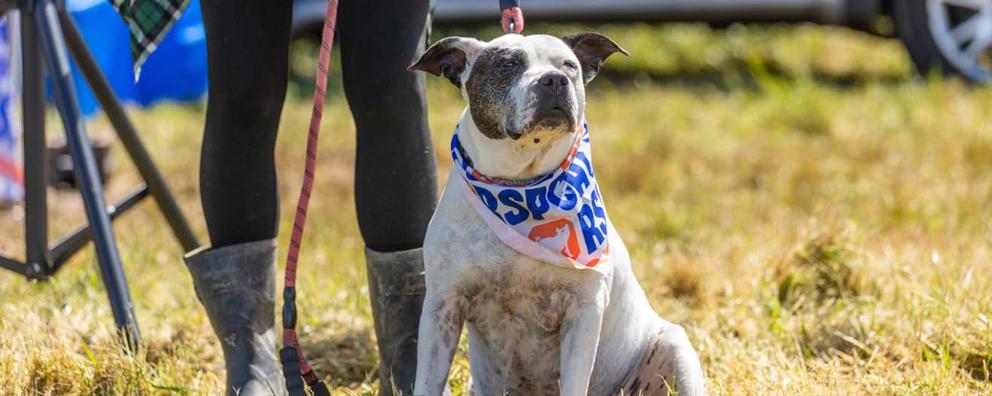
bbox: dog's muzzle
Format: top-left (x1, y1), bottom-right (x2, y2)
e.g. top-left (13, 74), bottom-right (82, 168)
top-left (529, 71), bottom-right (576, 132)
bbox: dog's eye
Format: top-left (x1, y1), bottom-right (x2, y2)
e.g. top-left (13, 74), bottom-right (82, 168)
top-left (499, 60), bottom-right (519, 74)
top-left (562, 61), bottom-right (578, 72)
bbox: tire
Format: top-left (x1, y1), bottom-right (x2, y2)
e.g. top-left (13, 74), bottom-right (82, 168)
top-left (893, 0), bottom-right (992, 83)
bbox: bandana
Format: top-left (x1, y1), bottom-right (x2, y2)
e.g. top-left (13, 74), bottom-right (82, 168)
top-left (451, 121), bottom-right (611, 274)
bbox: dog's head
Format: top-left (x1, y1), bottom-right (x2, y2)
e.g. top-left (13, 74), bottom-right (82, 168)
top-left (409, 33), bottom-right (627, 141)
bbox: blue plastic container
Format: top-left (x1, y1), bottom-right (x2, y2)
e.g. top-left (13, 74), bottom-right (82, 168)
top-left (133, 0), bottom-right (208, 106)
top-left (65, 0), bottom-right (135, 116)
top-left (66, 0), bottom-right (207, 116)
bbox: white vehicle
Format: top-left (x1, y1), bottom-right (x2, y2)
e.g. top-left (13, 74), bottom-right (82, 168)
top-left (292, 0), bottom-right (992, 84)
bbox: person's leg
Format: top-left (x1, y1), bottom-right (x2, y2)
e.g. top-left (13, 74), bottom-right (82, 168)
top-left (186, 1), bottom-right (292, 395)
top-left (200, 0), bottom-right (290, 246)
top-left (341, 2), bottom-right (436, 249)
top-left (338, 1), bottom-right (437, 395)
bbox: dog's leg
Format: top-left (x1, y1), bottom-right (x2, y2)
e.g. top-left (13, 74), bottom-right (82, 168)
top-left (639, 320), bottom-right (705, 396)
top-left (414, 292), bottom-right (466, 396)
top-left (559, 288), bottom-right (607, 396)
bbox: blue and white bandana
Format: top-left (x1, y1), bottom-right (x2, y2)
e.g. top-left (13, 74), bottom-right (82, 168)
top-left (451, 121), bottom-right (611, 273)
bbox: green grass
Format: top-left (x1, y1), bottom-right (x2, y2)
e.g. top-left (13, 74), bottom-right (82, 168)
top-left (2, 23), bottom-right (991, 394)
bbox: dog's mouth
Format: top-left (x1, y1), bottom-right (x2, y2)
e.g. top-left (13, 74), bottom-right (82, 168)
top-left (525, 105), bottom-right (575, 136)
top-left (543, 104), bottom-right (573, 120)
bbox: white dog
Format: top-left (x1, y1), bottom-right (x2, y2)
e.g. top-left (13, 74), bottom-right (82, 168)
top-left (408, 33), bottom-right (705, 396)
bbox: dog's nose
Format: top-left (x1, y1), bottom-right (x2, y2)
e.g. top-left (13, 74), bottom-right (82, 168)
top-left (538, 72), bottom-right (569, 89)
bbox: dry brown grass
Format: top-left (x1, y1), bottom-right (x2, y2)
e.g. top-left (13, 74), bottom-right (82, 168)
top-left (1, 23), bottom-right (991, 395)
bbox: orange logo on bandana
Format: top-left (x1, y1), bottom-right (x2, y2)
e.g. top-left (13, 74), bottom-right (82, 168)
top-left (528, 219), bottom-right (580, 260)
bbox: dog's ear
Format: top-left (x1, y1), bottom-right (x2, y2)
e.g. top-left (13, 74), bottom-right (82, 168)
top-left (561, 32), bottom-right (629, 84)
top-left (408, 37), bottom-right (485, 88)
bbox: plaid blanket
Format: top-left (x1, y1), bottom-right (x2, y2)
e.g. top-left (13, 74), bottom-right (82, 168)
top-left (109, 0), bottom-right (189, 78)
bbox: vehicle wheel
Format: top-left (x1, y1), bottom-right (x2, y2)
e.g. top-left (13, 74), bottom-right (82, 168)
top-left (893, 0), bottom-right (992, 83)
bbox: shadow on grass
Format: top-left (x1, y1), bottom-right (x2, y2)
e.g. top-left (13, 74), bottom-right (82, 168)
top-left (301, 325), bottom-right (378, 389)
top-left (958, 352), bottom-right (992, 382)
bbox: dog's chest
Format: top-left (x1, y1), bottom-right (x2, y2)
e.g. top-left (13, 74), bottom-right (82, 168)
top-left (462, 261), bottom-right (582, 393)
top-left (427, 178), bottom-right (600, 394)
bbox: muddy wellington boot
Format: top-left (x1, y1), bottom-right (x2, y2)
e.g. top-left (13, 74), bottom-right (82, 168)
top-left (185, 239), bottom-right (286, 396)
top-left (366, 247), bottom-right (427, 396)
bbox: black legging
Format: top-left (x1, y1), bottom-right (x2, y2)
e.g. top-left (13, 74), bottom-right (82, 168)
top-left (199, 0), bottom-right (437, 252)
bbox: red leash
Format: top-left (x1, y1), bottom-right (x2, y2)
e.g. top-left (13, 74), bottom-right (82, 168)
top-left (279, 1), bottom-right (338, 395)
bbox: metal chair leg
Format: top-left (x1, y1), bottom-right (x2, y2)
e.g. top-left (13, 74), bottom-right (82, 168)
top-left (32, 0), bottom-right (141, 349)
top-left (58, 11), bottom-right (200, 253)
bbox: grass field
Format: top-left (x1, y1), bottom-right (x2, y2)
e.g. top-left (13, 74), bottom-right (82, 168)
top-left (2, 23), bottom-right (991, 395)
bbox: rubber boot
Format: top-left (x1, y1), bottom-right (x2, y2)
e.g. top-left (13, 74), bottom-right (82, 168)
top-left (185, 239), bottom-right (287, 396)
top-left (366, 247), bottom-right (427, 396)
